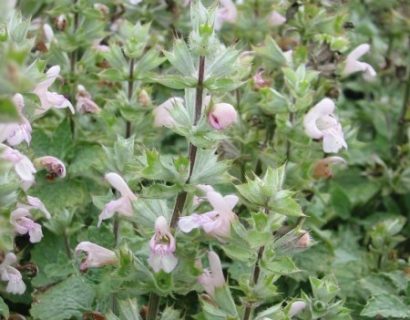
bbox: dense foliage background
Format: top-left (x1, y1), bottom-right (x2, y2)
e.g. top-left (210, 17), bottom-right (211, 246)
top-left (0, 0), bottom-right (409, 319)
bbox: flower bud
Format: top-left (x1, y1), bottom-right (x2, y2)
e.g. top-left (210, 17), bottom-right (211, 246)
top-left (296, 231), bottom-right (312, 249)
top-left (35, 156), bottom-right (66, 179)
top-left (94, 3), bottom-right (110, 16)
top-left (289, 301), bottom-right (306, 317)
top-left (312, 156), bottom-right (346, 179)
top-left (198, 251), bottom-right (225, 297)
top-left (208, 103), bottom-right (238, 130)
top-left (253, 70), bottom-right (270, 89)
top-left (269, 11), bottom-right (286, 27)
top-left (138, 89), bottom-right (151, 107)
top-left (55, 15), bottom-right (67, 31)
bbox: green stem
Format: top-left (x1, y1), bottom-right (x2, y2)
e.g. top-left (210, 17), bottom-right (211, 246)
top-left (169, 56), bottom-right (206, 228)
top-left (243, 207), bottom-right (269, 320)
top-left (397, 72), bottom-right (410, 145)
top-left (126, 57), bottom-right (135, 138)
top-left (146, 293), bottom-right (160, 320)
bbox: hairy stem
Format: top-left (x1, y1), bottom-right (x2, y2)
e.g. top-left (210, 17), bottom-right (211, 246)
top-left (397, 72), bottom-right (410, 145)
top-left (286, 112), bottom-right (295, 160)
top-left (126, 57), bottom-right (135, 138)
top-left (146, 292), bottom-right (160, 320)
top-left (243, 207), bottom-right (269, 320)
top-left (169, 55), bottom-right (206, 228)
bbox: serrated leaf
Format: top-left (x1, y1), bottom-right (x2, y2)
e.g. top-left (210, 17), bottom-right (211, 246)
top-left (31, 276), bottom-right (95, 320)
top-left (360, 294), bottom-right (410, 318)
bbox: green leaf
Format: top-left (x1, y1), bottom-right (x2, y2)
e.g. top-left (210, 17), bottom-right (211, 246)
top-left (0, 297), bottom-right (9, 318)
top-left (118, 299), bottom-right (143, 320)
top-left (31, 276), bottom-right (95, 320)
top-left (0, 96), bottom-right (20, 122)
top-left (262, 256), bottom-right (300, 275)
top-left (360, 294), bottom-right (410, 319)
top-left (189, 149), bottom-right (231, 185)
top-left (164, 40), bottom-right (195, 77)
top-left (160, 306), bottom-right (182, 320)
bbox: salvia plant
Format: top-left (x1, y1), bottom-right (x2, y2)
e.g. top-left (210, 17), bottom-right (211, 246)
top-left (0, 0), bottom-right (409, 319)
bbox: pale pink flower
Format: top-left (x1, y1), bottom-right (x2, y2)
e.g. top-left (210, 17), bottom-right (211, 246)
top-left (296, 231), bottom-right (312, 249)
top-left (193, 184), bottom-right (215, 206)
top-left (33, 65), bottom-right (74, 115)
top-left (76, 85), bottom-right (101, 114)
top-left (17, 195), bottom-right (51, 219)
top-left (289, 301), bottom-right (307, 317)
top-left (215, 0), bottom-right (237, 31)
top-left (342, 44), bottom-right (376, 81)
top-left (148, 216), bottom-right (178, 273)
top-left (303, 98), bottom-right (347, 153)
top-left (129, 0), bottom-right (142, 4)
top-left (10, 208), bottom-right (43, 243)
top-left (0, 253), bottom-right (26, 295)
top-left (153, 97), bottom-right (183, 128)
top-left (0, 94), bottom-right (32, 146)
top-left (98, 173), bottom-right (137, 226)
top-left (43, 24), bottom-right (54, 43)
top-left (75, 241), bottom-right (117, 271)
top-left (198, 251), bottom-right (225, 296)
top-left (178, 190), bottom-right (238, 240)
top-left (35, 156), bottom-right (66, 178)
top-left (208, 103), bottom-right (238, 130)
top-left (92, 42), bottom-right (110, 53)
top-left (1, 145), bottom-right (36, 190)
top-left (269, 11), bottom-right (286, 26)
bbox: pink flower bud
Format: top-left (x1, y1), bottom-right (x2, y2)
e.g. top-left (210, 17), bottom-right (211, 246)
top-left (17, 195), bottom-right (51, 220)
top-left (198, 251), bottom-right (225, 296)
top-left (75, 242), bottom-right (118, 271)
top-left (94, 3), bottom-right (110, 15)
top-left (269, 11), bottom-right (286, 26)
top-left (253, 70), bottom-right (270, 89)
top-left (208, 103), bottom-right (238, 130)
top-left (296, 231), bottom-right (312, 249)
top-left (148, 216), bottom-right (178, 273)
top-left (303, 98), bottom-right (347, 153)
top-left (289, 301), bottom-right (306, 317)
top-left (138, 89), bottom-right (151, 107)
top-left (35, 156), bottom-right (66, 178)
top-left (0, 253), bottom-right (26, 295)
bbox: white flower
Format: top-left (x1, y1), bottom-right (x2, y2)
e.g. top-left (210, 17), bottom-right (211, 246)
top-left (153, 97), bottom-right (183, 128)
top-left (98, 173), bottom-right (137, 226)
top-left (342, 44), bottom-right (376, 81)
top-left (179, 190), bottom-right (238, 240)
top-left (147, 216), bottom-right (178, 273)
top-left (1, 145), bottom-right (36, 190)
top-left (0, 94), bottom-right (32, 146)
top-left (0, 253), bottom-right (26, 295)
top-left (75, 242), bottom-right (117, 271)
top-left (215, 0), bottom-right (237, 31)
top-left (10, 208), bottom-right (43, 243)
top-left (269, 11), bottom-right (286, 26)
top-left (33, 65), bottom-right (74, 115)
top-left (43, 24), bottom-right (54, 43)
top-left (303, 98), bottom-right (347, 153)
top-left (198, 251), bottom-right (225, 296)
